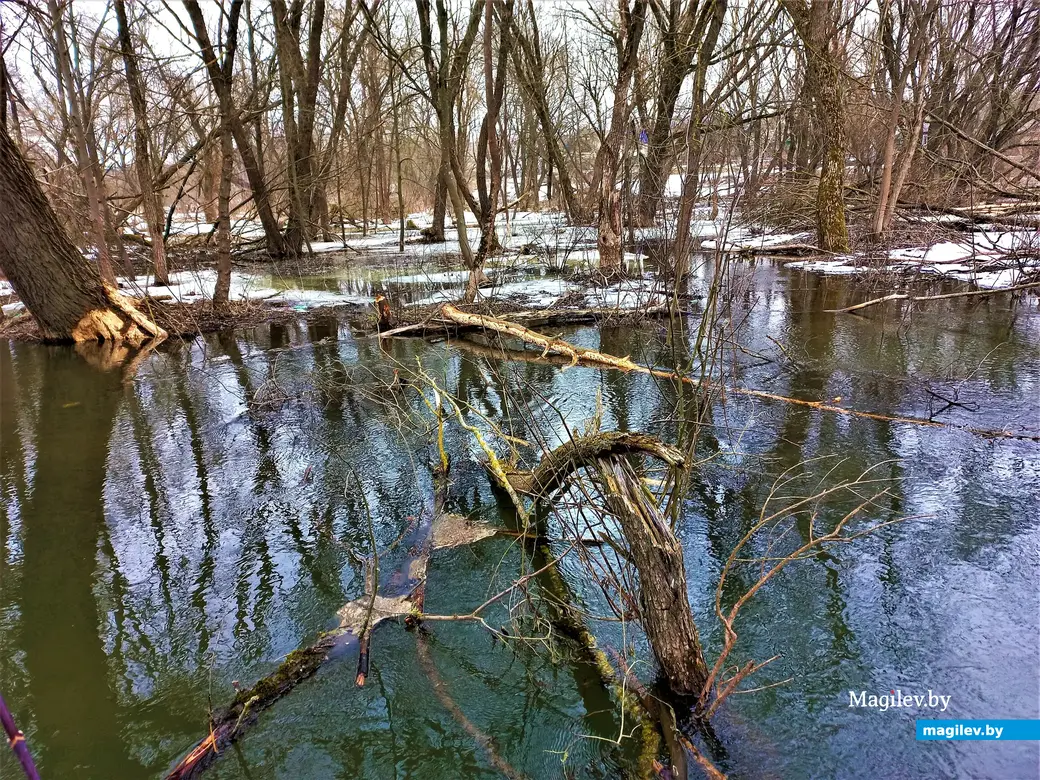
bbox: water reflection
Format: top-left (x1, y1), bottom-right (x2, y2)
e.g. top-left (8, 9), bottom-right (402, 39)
top-left (0, 262), bottom-right (1037, 779)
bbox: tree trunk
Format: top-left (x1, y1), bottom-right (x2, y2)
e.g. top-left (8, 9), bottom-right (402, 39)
top-left (214, 122), bottom-right (234, 308)
top-left (0, 128), bottom-right (164, 344)
top-left (472, 0), bottom-right (514, 302)
top-left (510, 5), bottom-right (584, 222)
top-left (595, 457), bottom-right (709, 696)
top-left (184, 0), bottom-right (287, 258)
top-left (595, 0), bottom-right (649, 276)
top-left (114, 0), bottom-right (170, 285)
top-left (671, 0), bottom-right (726, 281)
top-left (783, 0), bottom-right (850, 253)
top-left (47, 0), bottom-right (114, 283)
top-left (272, 0), bottom-right (326, 255)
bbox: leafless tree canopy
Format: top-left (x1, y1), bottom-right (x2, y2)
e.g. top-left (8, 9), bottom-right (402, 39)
top-left (0, 0), bottom-right (1037, 294)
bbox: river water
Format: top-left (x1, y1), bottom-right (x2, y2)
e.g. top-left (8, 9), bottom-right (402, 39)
top-left (1, 258), bottom-right (1038, 779)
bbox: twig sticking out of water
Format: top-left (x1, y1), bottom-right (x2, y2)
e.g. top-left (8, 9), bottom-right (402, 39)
top-left (0, 693), bottom-right (40, 780)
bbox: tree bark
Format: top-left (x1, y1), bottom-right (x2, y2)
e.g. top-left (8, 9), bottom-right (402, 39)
top-left (214, 120), bottom-right (234, 307)
top-left (271, 0), bottom-right (326, 254)
top-left (0, 127), bottom-right (164, 344)
top-left (470, 0), bottom-right (515, 302)
top-left (47, 0), bottom-right (114, 283)
top-left (595, 457), bottom-right (709, 696)
top-left (183, 0), bottom-right (287, 258)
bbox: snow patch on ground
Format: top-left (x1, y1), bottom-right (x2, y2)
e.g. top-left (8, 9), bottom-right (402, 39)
top-left (118, 270), bottom-right (370, 310)
top-left (787, 229), bottom-right (1040, 289)
top-left (702, 229), bottom-right (813, 252)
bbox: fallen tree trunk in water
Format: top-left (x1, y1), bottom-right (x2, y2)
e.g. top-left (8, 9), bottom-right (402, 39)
top-left (164, 467), bottom-right (504, 778)
top-left (375, 305), bottom-right (672, 340)
top-left (825, 280), bottom-right (1040, 314)
top-left (438, 304), bottom-right (1039, 442)
top-left (495, 430), bottom-right (711, 703)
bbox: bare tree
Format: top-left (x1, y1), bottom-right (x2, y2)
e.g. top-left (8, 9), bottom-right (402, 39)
top-left (0, 126), bottom-right (164, 343)
top-left (781, 0), bottom-right (850, 252)
top-left (114, 0), bottom-right (170, 284)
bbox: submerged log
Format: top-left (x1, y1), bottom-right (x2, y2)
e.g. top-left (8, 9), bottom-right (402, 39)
top-left (163, 468), bottom-right (501, 778)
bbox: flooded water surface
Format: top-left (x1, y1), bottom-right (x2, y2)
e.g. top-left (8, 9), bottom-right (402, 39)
top-left (1, 259), bottom-right (1038, 779)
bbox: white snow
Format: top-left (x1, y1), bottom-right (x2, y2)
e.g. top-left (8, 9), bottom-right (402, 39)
top-left (117, 269), bottom-right (370, 309)
top-left (702, 230), bottom-right (812, 252)
top-left (786, 228), bottom-right (1040, 289)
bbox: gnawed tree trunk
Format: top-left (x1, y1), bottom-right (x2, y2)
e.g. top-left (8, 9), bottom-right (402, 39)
top-left (114, 0), bottom-right (170, 285)
top-left (0, 127), bottom-right (165, 344)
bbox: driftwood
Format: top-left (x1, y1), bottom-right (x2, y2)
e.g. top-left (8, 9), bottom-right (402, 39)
top-left (438, 304), bottom-right (1040, 442)
top-left (825, 280), bottom-right (1040, 313)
